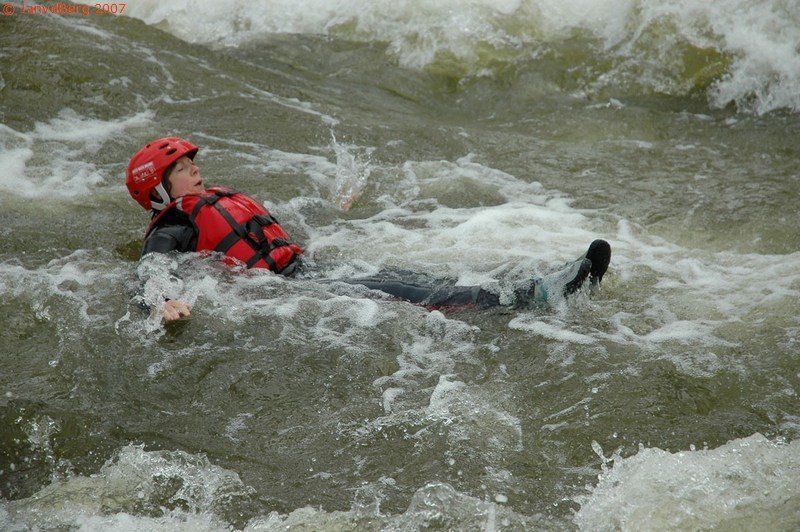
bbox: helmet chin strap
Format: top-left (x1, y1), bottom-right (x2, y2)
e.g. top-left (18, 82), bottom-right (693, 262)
top-left (150, 183), bottom-right (173, 211)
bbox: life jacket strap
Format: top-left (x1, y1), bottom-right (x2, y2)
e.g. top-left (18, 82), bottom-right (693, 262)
top-left (190, 191), bottom-right (293, 271)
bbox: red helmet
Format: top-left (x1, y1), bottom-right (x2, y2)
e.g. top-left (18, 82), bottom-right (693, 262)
top-left (126, 137), bottom-right (198, 211)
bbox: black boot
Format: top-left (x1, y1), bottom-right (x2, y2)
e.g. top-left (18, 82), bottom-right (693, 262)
top-left (584, 239), bottom-right (611, 284)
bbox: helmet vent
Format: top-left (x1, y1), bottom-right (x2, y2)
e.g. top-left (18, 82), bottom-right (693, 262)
top-left (165, 148), bottom-right (177, 155)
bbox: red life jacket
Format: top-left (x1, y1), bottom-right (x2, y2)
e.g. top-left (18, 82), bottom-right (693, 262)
top-left (146, 187), bottom-right (303, 272)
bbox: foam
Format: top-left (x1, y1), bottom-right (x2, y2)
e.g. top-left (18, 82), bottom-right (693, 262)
top-left (6, 137), bottom-right (796, 384)
top-left (575, 433), bottom-right (800, 530)
top-left (0, 444), bottom-right (552, 530)
top-left (191, 132), bottom-right (357, 208)
top-left (0, 444), bottom-right (252, 531)
top-left (0, 509), bottom-right (227, 532)
top-left (241, 84), bottom-right (340, 126)
top-left (0, 110), bottom-right (154, 199)
top-left (2, 139), bottom-right (797, 531)
top-left (280, 152), bottom-right (800, 378)
top-left (421, 203), bottom-right (792, 392)
top-left (0, 250), bottom-right (127, 328)
top-left (509, 317), bottom-right (597, 344)
top-left (426, 375), bottom-right (524, 457)
top-left (33, 109), bottom-right (153, 152)
top-left (3, 137), bottom-right (789, 405)
top-left (78, 0), bottom-right (800, 113)
top-left (304, 156), bottom-right (596, 281)
top-left (255, 481), bottom-right (555, 529)
top-left (127, 250), bottom-right (472, 361)
top-left (339, 314), bottom-right (525, 473)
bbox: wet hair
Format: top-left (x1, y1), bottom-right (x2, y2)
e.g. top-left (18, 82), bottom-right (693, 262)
top-left (161, 161), bottom-right (178, 195)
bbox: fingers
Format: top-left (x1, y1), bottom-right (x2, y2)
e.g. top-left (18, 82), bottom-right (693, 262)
top-left (163, 299), bottom-right (191, 322)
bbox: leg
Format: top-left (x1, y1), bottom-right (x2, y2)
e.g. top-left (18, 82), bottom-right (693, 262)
top-left (329, 239), bottom-right (610, 310)
top-left (342, 273), bottom-right (500, 310)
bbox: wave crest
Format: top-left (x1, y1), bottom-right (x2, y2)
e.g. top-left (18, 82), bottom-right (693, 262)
top-left (95, 0), bottom-right (800, 113)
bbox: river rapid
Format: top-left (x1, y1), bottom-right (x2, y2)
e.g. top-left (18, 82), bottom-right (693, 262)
top-left (1, 1), bottom-right (799, 530)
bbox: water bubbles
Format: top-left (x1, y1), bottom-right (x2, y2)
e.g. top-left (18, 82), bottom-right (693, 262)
top-left (24, 416), bottom-right (59, 459)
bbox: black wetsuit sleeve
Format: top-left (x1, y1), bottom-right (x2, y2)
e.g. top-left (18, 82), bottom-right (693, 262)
top-left (136, 224), bottom-right (197, 311)
top-left (141, 225), bottom-right (197, 256)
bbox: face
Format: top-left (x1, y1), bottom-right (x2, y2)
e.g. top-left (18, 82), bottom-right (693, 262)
top-left (166, 155), bottom-right (205, 197)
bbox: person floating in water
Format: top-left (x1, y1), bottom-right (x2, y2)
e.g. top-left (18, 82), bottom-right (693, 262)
top-left (127, 137), bottom-right (611, 321)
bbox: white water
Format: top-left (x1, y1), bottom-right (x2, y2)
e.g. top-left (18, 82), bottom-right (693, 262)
top-left (4, 4), bottom-right (798, 528)
top-left (0, 110), bottom-right (152, 199)
top-left (576, 433), bottom-right (800, 530)
top-left (0, 445), bottom-right (248, 531)
top-left (4, 432), bottom-right (797, 530)
top-left (4, 129), bottom-right (798, 375)
top-left (4, 132), bottom-right (797, 525)
top-left (78, 0), bottom-right (800, 113)
top-left (3, 148), bottom-right (797, 530)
